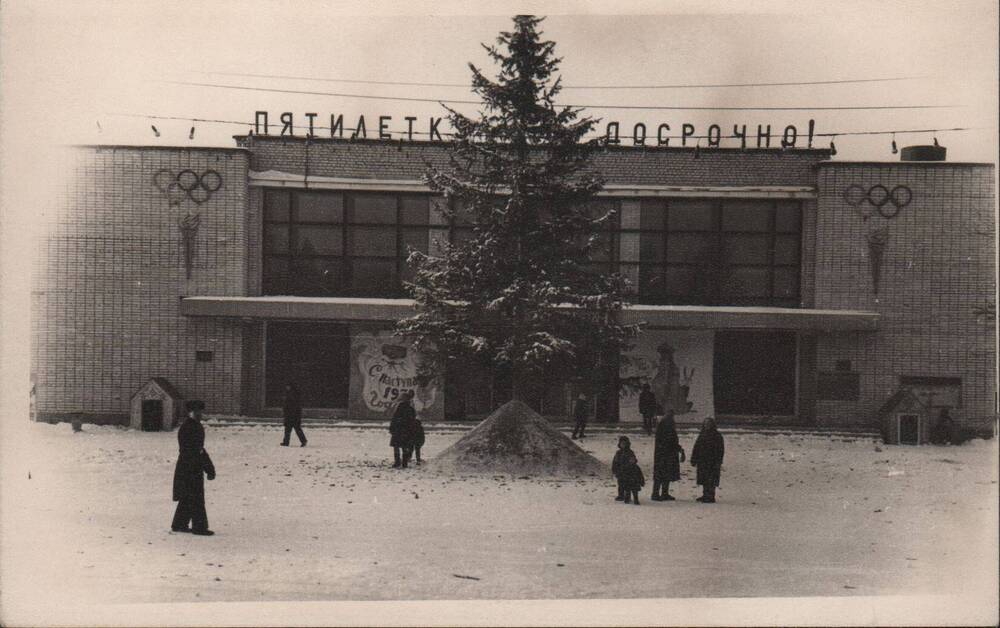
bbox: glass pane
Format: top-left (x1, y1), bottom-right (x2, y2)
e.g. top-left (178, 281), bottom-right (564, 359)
top-left (721, 266), bottom-right (770, 299)
top-left (297, 225), bottom-right (343, 255)
top-left (351, 194), bottom-right (397, 223)
top-left (722, 201), bottom-right (771, 232)
top-left (402, 227), bottom-right (428, 255)
top-left (263, 225), bottom-right (289, 254)
top-left (775, 201), bottom-right (801, 233)
top-left (667, 200), bottom-right (715, 231)
top-left (666, 233), bottom-right (716, 263)
top-left (401, 196), bottom-right (430, 225)
top-left (639, 199), bottom-right (666, 231)
top-left (773, 234), bottom-right (801, 265)
top-left (263, 256), bottom-right (289, 294)
top-left (297, 192), bottom-right (343, 223)
top-left (724, 234), bottom-right (769, 264)
top-left (640, 233), bottom-right (664, 262)
top-left (290, 258), bottom-right (346, 296)
top-left (264, 190), bottom-right (290, 222)
top-left (349, 226), bottom-right (396, 256)
top-left (351, 259), bottom-right (398, 292)
top-left (773, 267), bottom-right (800, 300)
top-left (664, 266), bottom-right (699, 298)
top-left (639, 266), bottom-right (664, 297)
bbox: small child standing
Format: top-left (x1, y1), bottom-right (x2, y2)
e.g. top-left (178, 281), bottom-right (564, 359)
top-left (611, 436), bottom-right (645, 505)
top-left (690, 417), bottom-right (725, 503)
top-left (412, 416), bottom-right (425, 465)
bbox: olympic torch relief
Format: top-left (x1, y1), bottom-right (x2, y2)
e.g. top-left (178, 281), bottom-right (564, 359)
top-left (354, 334), bottom-right (438, 414)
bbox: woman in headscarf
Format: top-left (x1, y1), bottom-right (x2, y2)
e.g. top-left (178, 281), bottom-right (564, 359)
top-left (651, 410), bottom-right (685, 501)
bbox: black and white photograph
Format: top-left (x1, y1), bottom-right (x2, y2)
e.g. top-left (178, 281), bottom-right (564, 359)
top-left (1, 1), bottom-right (997, 626)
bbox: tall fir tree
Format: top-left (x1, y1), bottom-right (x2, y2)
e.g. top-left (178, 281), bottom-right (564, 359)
top-left (397, 15), bottom-right (640, 404)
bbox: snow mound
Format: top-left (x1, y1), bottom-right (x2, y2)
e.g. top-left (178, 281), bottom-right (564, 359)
top-left (428, 400), bottom-right (610, 476)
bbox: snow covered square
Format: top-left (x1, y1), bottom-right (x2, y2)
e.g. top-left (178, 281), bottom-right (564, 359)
top-left (2, 420), bottom-right (996, 624)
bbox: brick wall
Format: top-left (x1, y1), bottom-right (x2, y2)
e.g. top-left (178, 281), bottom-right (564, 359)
top-left (813, 162), bottom-right (997, 432)
top-left (31, 146), bottom-right (250, 423)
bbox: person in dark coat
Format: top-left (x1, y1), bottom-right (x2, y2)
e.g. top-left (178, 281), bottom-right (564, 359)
top-left (611, 436), bottom-right (645, 505)
top-left (690, 417), bottom-right (724, 503)
top-left (412, 415), bottom-right (426, 465)
top-left (171, 400), bottom-right (216, 535)
top-left (389, 391), bottom-right (416, 468)
top-left (280, 382), bottom-right (307, 447)
top-left (571, 393), bottom-right (589, 439)
top-left (638, 383), bottom-right (658, 436)
top-left (651, 410), bottom-right (685, 501)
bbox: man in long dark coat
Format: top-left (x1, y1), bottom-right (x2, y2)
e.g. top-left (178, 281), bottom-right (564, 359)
top-left (280, 382), bottom-right (307, 447)
top-left (171, 400), bottom-right (216, 535)
top-left (389, 391), bottom-right (416, 468)
top-left (638, 383), bottom-right (658, 436)
top-left (690, 416), bottom-right (724, 503)
top-left (651, 410), bottom-right (685, 501)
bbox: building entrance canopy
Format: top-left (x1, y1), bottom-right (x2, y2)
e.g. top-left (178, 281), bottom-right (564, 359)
top-left (180, 296), bottom-right (878, 331)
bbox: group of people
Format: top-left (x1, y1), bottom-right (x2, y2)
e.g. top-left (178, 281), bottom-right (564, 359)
top-left (388, 390), bottom-right (426, 468)
top-left (169, 383), bottom-right (722, 536)
top-left (612, 411), bottom-right (725, 505)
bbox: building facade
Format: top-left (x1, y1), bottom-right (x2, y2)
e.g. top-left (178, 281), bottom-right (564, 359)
top-left (31, 137), bottom-right (997, 436)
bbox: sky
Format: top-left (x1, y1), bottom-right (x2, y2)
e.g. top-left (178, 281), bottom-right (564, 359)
top-left (1, 0), bottom-right (998, 161)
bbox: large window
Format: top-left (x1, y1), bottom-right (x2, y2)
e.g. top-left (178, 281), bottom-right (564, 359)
top-left (625, 198), bottom-right (801, 306)
top-left (263, 190), bottom-right (432, 297)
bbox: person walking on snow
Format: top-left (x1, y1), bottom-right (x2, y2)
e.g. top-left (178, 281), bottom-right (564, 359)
top-left (280, 382), bottom-right (307, 447)
top-left (389, 391), bottom-right (416, 468)
top-left (612, 436), bottom-right (645, 505)
top-left (571, 393), bottom-right (589, 439)
top-left (651, 410), bottom-right (685, 501)
top-left (638, 383), bottom-right (658, 436)
top-left (690, 417), bottom-right (724, 503)
top-left (171, 400), bottom-right (216, 535)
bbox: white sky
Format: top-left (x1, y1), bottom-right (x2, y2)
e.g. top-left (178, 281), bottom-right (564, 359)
top-left (1, 0), bottom-right (998, 160)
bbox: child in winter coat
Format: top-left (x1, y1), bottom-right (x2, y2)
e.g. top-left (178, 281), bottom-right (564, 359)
top-left (412, 416), bottom-right (425, 465)
top-left (690, 417), bottom-right (725, 503)
top-left (612, 436), bottom-right (645, 505)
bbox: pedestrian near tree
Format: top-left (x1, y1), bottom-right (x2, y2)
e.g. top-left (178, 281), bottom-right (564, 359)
top-left (690, 417), bottom-right (724, 503)
top-left (571, 393), bottom-right (589, 439)
top-left (612, 436), bottom-right (645, 505)
top-left (389, 390), bottom-right (416, 468)
top-left (171, 400), bottom-right (216, 535)
top-left (651, 410), bottom-right (685, 501)
top-left (280, 382), bottom-right (307, 447)
top-left (638, 383), bottom-right (658, 436)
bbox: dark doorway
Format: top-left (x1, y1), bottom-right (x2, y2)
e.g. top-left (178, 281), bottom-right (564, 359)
top-left (266, 322), bottom-right (350, 408)
top-left (714, 331), bottom-right (797, 415)
top-left (898, 414), bottom-right (920, 445)
top-left (141, 399), bottom-right (163, 431)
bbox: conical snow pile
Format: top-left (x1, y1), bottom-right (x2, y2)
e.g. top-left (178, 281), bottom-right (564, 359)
top-left (428, 400), bottom-right (610, 476)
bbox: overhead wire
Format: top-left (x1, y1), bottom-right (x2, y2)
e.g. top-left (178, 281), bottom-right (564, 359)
top-left (155, 80), bottom-right (959, 112)
top-left (196, 71), bottom-right (934, 91)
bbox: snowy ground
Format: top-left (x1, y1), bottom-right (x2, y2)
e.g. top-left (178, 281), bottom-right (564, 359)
top-left (2, 421), bottom-right (997, 625)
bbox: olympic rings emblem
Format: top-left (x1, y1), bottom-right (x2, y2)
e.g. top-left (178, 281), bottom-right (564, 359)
top-left (153, 168), bottom-right (223, 205)
top-left (842, 184), bottom-right (912, 218)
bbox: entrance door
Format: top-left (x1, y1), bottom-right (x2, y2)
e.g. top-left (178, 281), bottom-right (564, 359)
top-left (141, 399), bottom-right (163, 431)
top-left (898, 414), bottom-right (920, 445)
top-left (266, 322), bottom-right (350, 408)
top-left (714, 331), bottom-right (797, 416)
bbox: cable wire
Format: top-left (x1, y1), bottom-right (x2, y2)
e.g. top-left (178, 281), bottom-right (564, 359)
top-left (156, 80), bottom-right (959, 112)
